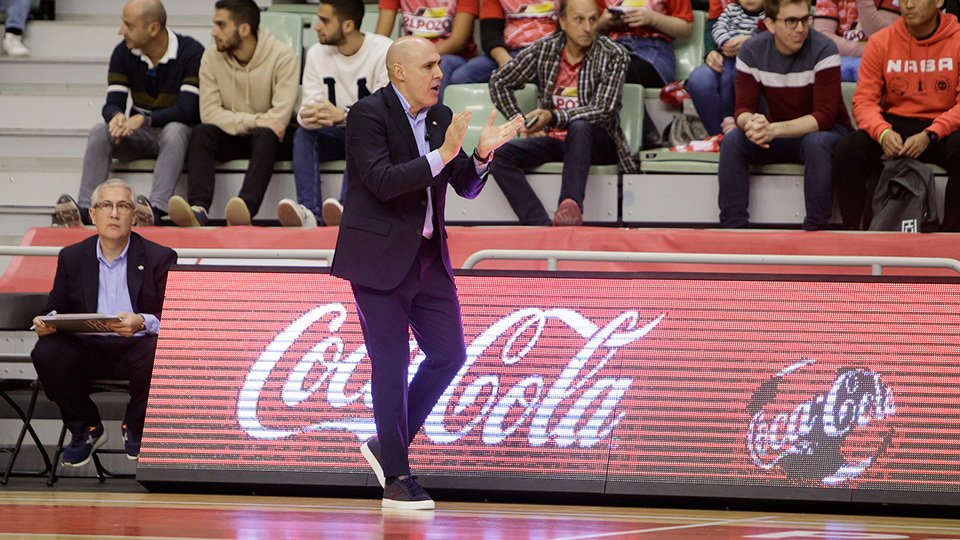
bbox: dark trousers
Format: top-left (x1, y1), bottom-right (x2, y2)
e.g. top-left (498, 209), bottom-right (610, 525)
top-left (350, 237), bottom-right (466, 478)
top-left (833, 114), bottom-right (960, 231)
top-left (489, 120), bottom-right (619, 225)
top-left (31, 333), bottom-right (158, 438)
top-left (718, 124), bottom-right (846, 230)
top-left (186, 124), bottom-right (295, 217)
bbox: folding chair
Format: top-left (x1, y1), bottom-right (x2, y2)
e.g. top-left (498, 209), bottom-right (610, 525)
top-left (0, 378), bottom-right (52, 484)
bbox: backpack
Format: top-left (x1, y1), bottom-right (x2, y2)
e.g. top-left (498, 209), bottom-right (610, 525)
top-left (868, 158), bottom-right (939, 232)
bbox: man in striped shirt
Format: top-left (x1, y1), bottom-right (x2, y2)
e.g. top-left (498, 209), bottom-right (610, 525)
top-left (60, 0), bottom-right (203, 228)
top-left (718, 0), bottom-right (851, 230)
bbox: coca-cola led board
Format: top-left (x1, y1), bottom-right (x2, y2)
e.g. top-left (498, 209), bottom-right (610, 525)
top-left (138, 268), bottom-right (960, 504)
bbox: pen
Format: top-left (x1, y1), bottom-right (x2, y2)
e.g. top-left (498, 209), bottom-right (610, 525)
top-left (30, 310), bottom-right (57, 331)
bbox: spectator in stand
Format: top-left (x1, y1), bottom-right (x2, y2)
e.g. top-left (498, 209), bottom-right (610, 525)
top-left (833, 0), bottom-right (960, 231)
top-left (279, 0), bottom-right (391, 228)
top-left (812, 0), bottom-right (899, 82)
top-left (55, 0), bottom-right (202, 229)
top-left (489, 0), bottom-right (638, 226)
top-left (718, 0), bottom-right (850, 230)
top-left (596, 0), bottom-right (694, 88)
top-left (374, 0), bottom-right (478, 99)
top-left (686, 0), bottom-right (764, 136)
top-left (33, 179), bottom-right (177, 465)
top-left (3, 0), bottom-right (30, 56)
top-left (447, 0), bottom-right (561, 84)
top-left (168, 0), bottom-right (299, 227)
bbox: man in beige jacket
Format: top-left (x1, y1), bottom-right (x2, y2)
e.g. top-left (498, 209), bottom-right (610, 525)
top-left (168, 0), bottom-right (300, 226)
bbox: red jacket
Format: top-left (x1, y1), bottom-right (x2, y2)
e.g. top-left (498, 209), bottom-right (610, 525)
top-left (853, 14), bottom-right (960, 141)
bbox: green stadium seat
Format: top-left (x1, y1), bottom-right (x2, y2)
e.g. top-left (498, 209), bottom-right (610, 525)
top-left (672, 10), bottom-right (706, 81)
top-left (441, 83), bottom-right (538, 156)
top-left (260, 12), bottom-right (304, 62)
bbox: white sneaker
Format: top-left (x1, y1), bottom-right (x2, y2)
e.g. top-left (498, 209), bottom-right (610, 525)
top-left (3, 33), bottom-right (29, 57)
top-left (322, 198), bottom-right (343, 226)
top-left (277, 198), bottom-right (317, 228)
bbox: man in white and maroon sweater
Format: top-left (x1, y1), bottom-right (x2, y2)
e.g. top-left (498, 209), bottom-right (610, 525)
top-left (718, 0), bottom-right (852, 230)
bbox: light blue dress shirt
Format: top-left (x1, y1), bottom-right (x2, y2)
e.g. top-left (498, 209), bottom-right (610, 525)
top-left (96, 238), bottom-right (159, 336)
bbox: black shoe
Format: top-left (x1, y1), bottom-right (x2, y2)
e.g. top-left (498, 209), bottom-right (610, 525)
top-left (54, 194), bottom-right (83, 227)
top-left (134, 195), bottom-right (158, 227)
top-left (360, 437), bottom-right (385, 488)
top-left (382, 476), bottom-right (434, 510)
top-left (642, 113), bottom-right (662, 150)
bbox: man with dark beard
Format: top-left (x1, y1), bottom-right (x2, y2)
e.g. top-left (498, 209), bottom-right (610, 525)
top-left (277, 0), bottom-right (392, 228)
top-left (168, 0), bottom-right (299, 227)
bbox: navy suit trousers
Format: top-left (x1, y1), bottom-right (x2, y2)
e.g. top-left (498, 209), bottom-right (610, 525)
top-left (350, 236), bottom-right (467, 478)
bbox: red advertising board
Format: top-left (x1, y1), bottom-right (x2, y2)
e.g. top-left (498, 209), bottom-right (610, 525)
top-left (139, 268), bottom-right (960, 502)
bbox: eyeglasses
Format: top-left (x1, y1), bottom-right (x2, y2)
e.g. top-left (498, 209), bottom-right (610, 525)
top-left (93, 201), bottom-right (136, 215)
top-left (775, 15), bottom-right (813, 30)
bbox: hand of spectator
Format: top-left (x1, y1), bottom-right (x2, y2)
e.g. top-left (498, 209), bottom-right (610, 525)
top-left (745, 114), bottom-right (771, 148)
top-left (880, 130), bottom-right (903, 157)
top-left (32, 315), bottom-right (56, 337)
top-left (439, 110), bottom-right (472, 165)
top-left (705, 50), bottom-right (724, 73)
top-left (623, 7), bottom-right (658, 28)
top-left (477, 111), bottom-right (524, 158)
top-left (721, 35), bottom-right (748, 56)
top-left (108, 113), bottom-right (127, 140)
top-left (303, 100), bottom-right (345, 127)
top-left (105, 311), bottom-right (144, 338)
top-left (522, 109), bottom-right (552, 135)
top-left (118, 114), bottom-right (146, 138)
top-left (899, 132), bottom-right (930, 159)
top-left (256, 116), bottom-right (287, 142)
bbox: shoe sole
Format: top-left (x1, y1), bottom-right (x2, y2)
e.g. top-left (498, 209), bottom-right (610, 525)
top-left (361, 441), bottom-right (386, 489)
top-left (553, 200), bottom-right (583, 227)
top-left (322, 201), bottom-right (342, 226)
top-left (168, 196), bottom-right (199, 227)
top-left (127, 453), bottom-right (139, 461)
top-left (62, 432), bottom-right (108, 468)
top-left (135, 196), bottom-right (155, 227)
top-left (382, 497), bottom-right (435, 510)
top-left (277, 202), bottom-right (303, 227)
top-left (225, 198), bottom-right (251, 226)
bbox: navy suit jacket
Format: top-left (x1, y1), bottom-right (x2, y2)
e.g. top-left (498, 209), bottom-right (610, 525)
top-left (43, 232), bottom-right (177, 321)
top-left (331, 83), bottom-right (486, 290)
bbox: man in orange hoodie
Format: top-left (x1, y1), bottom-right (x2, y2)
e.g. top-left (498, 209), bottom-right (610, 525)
top-left (832, 0), bottom-right (960, 231)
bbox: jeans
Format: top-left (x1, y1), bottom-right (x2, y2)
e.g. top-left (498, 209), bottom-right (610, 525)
top-left (841, 56), bottom-right (860, 83)
top-left (439, 54), bottom-right (467, 102)
top-left (718, 124), bottom-right (847, 230)
top-left (617, 35), bottom-right (676, 86)
top-left (448, 50), bottom-right (520, 84)
top-left (686, 57), bottom-right (737, 136)
top-left (489, 120), bottom-right (619, 225)
top-left (2, 0), bottom-right (30, 31)
top-left (292, 125), bottom-right (346, 223)
top-left (833, 114), bottom-right (960, 231)
top-left (78, 121), bottom-right (191, 213)
top-left (186, 124), bottom-right (295, 217)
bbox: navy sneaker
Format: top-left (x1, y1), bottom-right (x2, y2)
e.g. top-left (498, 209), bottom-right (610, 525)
top-left (382, 476), bottom-right (434, 510)
top-left (360, 437), bottom-right (385, 488)
top-left (61, 423), bottom-right (107, 467)
top-left (121, 424), bottom-right (140, 460)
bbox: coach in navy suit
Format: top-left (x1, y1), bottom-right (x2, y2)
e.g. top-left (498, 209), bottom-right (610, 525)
top-left (331, 36), bottom-right (522, 509)
top-left (31, 179), bottom-right (177, 467)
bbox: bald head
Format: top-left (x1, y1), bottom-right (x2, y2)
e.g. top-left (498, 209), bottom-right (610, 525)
top-left (386, 36), bottom-right (435, 83)
top-left (125, 0), bottom-right (167, 30)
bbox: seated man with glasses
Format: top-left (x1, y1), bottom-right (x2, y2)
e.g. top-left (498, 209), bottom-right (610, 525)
top-left (32, 178), bottom-right (177, 466)
top-left (717, 0), bottom-right (851, 230)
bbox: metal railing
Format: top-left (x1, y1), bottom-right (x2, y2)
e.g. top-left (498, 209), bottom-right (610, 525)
top-left (0, 246), bottom-right (336, 265)
top-left (461, 249), bottom-right (960, 276)
top-left (5, 246), bottom-right (960, 277)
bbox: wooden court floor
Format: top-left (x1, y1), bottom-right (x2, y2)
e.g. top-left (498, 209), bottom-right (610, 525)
top-left (1, 489), bottom-right (959, 539)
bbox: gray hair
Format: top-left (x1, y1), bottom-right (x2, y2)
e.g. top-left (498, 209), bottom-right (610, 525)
top-left (90, 178), bottom-right (136, 206)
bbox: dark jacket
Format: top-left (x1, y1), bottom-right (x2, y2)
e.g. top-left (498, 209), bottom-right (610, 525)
top-left (43, 232), bottom-right (177, 319)
top-left (869, 158), bottom-right (939, 232)
top-left (331, 84), bottom-right (486, 290)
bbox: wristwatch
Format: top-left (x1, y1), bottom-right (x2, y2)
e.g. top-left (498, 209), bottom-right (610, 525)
top-left (473, 147), bottom-right (493, 164)
top-left (138, 315), bottom-right (146, 332)
top-left (924, 129), bottom-right (938, 143)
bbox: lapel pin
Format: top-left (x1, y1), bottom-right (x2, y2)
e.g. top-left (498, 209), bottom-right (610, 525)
top-left (432, 121), bottom-right (437, 125)
top-left (138, 265), bottom-right (144, 271)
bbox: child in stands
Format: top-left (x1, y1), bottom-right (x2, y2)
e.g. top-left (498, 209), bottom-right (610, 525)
top-left (686, 0), bottom-right (764, 136)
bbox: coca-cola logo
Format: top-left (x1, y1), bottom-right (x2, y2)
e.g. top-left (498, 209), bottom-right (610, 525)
top-left (237, 303), bottom-right (665, 449)
top-left (746, 359), bottom-right (897, 485)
